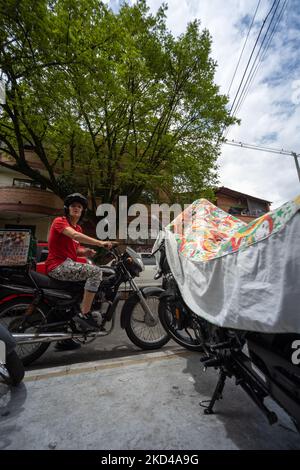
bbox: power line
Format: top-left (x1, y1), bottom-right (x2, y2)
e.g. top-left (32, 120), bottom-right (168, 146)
top-left (224, 138), bottom-right (300, 181)
top-left (235, 0), bottom-right (288, 116)
top-left (223, 1), bottom-right (288, 142)
top-left (231, 0), bottom-right (281, 116)
top-left (226, 0), bottom-right (262, 97)
top-left (228, 0), bottom-right (278, 118)
top-left (225, 138), bottom-right (299, 156)
top-left (233, 0), bottom-right (287, 117)
top-left (218, 0), bottom-right (262, 143)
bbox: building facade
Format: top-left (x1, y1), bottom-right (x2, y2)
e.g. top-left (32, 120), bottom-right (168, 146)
top-left (0, 150), bottom-right (63, 241)
top-left (215, 186), bottom-right (270, 223)
top-left (0, 149), bottom-right (271, 245)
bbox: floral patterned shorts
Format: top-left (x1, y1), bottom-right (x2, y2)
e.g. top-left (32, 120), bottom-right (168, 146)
top-left (48, 258), bottom-right (103, 293)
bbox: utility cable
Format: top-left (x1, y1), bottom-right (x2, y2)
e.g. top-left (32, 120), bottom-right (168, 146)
top-left (222, 0), bottom-right (279, 141)
top-left (224, 138), bottom-right (300, 157)
top-left (226, 0), bottom-right (262, 97)
top-left (228, 0), bottom-right (278, 117)
top-left (235, 0), bottom-right (288, 116)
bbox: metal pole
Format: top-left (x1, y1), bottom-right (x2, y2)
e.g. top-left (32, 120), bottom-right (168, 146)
top-left (292, 152), bottom-right (300, 183)
top-left (225, 141), bottom-right (300, 184)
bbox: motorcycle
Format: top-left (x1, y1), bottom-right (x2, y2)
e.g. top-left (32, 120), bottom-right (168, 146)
top-left (155, 239), bottom-right (300, 433)
top-left (0, 246), bottom-right (170, 366)
top-left (154, 240), bottom-right (204, 351)
top-left (0, 324), bottom-right (24, 386)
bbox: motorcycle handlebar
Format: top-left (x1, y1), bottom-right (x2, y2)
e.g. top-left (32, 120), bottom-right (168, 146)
top-left (101, 243), bottom-right (120, 259)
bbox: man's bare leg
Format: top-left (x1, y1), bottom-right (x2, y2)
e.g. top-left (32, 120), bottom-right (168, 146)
top-left (80, 290), bottom-right (96, 315)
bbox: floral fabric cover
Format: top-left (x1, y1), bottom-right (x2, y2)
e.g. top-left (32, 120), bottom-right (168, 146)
top-left (167, 195), bottom-right (300, 262)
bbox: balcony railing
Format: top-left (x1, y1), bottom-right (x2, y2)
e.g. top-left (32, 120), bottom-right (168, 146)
top-left (0, 186), bottom-right (63, 216)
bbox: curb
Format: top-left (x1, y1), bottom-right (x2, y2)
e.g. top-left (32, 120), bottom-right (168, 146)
top-left (24, 347), bottom-right (194, 382)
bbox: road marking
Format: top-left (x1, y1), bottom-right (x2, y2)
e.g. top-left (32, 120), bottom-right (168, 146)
top-left (24, 349), bottom-right (195, 382)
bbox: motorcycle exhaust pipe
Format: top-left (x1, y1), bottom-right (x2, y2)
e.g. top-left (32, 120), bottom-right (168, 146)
top-left (12, 331), bottom-right (108, 345)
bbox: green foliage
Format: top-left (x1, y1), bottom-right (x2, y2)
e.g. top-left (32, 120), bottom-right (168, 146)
top-left (0, 0), bottom-right (237, 210)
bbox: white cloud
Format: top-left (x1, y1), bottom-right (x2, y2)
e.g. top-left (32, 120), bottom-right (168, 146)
top-left (109, 1), bottom-right (300, 208)
top-left (291, 80), bottom-right (300, 105)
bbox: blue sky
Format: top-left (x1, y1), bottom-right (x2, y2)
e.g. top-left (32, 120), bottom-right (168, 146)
top-left (104, 0), bottom-right (300, 207)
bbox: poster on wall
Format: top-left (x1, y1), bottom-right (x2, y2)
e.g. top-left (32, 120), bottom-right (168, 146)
top-left (0, 230), bottom-right (31, 266)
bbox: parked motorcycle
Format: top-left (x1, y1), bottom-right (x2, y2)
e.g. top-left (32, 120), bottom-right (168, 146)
top-left (0, 324), bottom-right (24, 386)
top-left (155, 240), bottom-right (300, 433)
top-left (154, 241), bottom-right (204, 351)
top-left (0, 246), bottom-right (170, 366)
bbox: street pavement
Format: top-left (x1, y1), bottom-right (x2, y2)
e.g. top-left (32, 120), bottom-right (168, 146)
top-left (1, 348), bottom-right (300, 450)
top-left (26, 301), bottom-right (175, 371)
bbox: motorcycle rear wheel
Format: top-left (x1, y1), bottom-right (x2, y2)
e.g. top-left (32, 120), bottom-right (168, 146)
top-left (0, 297), bottom-right (50, 366)
top-left (158, 298), bottom-right (204, 351)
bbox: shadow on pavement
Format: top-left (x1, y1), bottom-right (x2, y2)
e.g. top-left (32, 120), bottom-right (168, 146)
top-left (181, 352), bottom-right (300, 450)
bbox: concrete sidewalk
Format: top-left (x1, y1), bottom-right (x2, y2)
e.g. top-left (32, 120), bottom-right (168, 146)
top-left (0, 348), bottom-right (299, 450)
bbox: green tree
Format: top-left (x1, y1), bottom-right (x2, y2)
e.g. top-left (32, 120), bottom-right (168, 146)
top-left (0, 0), bottom-right (236, 216)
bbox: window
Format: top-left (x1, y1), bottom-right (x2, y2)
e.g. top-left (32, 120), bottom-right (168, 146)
top-left (247, 199), bottom-right (268, 216)
top-left (13, 178), bottom-right (46, 190)
top-left (228, 206), bottom-right (247, 216)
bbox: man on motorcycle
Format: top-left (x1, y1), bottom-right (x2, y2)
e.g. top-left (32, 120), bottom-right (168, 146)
top-left (45, 193), bottom-right (113, 342)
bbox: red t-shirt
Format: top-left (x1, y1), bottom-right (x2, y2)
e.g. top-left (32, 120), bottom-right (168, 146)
top-left (45, 217), bottom-right (83, 273)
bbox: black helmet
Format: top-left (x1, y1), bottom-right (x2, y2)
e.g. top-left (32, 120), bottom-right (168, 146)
top-left (64, 193), bottom-right (88, 209)
top-left (64, 193), bottom-right (88, 221)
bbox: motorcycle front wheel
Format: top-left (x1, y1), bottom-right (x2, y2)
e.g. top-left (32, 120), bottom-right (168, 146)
top-left (124, 292), bottom-right (171, 350)
top-left (158, 298), bottom-right (204, 351)
top-left (0, 297), bottom-right (50, 366)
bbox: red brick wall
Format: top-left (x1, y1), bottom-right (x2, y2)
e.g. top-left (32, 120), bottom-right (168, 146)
top-left (0, 187), bottom-right (63, 215)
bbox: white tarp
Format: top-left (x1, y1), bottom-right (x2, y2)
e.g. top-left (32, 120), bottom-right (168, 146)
top-left (153, 195), bottom-right (300, 333)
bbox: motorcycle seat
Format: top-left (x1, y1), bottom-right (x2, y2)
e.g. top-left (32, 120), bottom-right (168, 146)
top-left (4, 270), bottom-right (85, 291)
top-left (2, 267), bottom-right (114, 291)
top-left (29, 271), bottom-right (85, 291)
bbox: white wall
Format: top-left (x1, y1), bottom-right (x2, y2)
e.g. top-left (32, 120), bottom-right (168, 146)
top-left (0, 172), bottom-right (15, 186)
top-left (0, 216), bottom-right (53, 241)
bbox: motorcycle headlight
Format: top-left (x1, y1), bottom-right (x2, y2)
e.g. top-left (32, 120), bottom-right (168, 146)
top-left (125, 256), bottom-right (143, 276)
top-left (125, 247), bottom-right (145, 272)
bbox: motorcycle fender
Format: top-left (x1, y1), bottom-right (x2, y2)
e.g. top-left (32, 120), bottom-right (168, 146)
top-left (0, 293), bottom-right (34, 305)
top-left (120, 286), bottom-right (165, 329)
